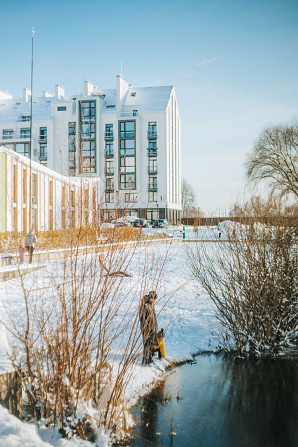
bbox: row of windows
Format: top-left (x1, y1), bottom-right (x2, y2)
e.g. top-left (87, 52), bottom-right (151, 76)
top-left (2, 127), bottom-right (47, 140)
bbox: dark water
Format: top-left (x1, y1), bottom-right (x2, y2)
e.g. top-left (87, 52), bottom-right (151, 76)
top-left (129, 353), bottom-right (298, 447)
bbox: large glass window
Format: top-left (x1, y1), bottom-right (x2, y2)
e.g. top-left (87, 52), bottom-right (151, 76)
top-left (16, 143), bottom-right (30, 157)
top-left (120, 156), bottom-right (135, 173)
top-left (39, 143), bottom-right (47, 160)
top-left (148, 176), bottom-right (157, 189)
top-left (20, 128), bottom-right (30, 139)
top-left (79, 102), bottom-right (96, 174)
top-left (120, 173), bottom-right (135, 190)
top-left (120, 139), bottom-right (135, 156)
top-left (68, 122), bottom-right (76, 176)
top-left (81, 123), bottom-right (95, 139)
top-left (120, 121), bottom-right (135, 138)
top-left (80, 101), bottom-right (95, 121)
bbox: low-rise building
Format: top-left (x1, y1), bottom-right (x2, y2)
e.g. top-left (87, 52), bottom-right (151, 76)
top-left (0, 146), bottom-right (100, 233)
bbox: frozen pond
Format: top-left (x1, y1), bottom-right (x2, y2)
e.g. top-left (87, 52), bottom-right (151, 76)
top-left (130, 353), bottom-right (298, 447)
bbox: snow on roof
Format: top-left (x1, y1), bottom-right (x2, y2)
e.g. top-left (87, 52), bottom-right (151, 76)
top-left (102, 85), bottom-right (173, 112)
top-left (0, 97), bottom-right (54, 123)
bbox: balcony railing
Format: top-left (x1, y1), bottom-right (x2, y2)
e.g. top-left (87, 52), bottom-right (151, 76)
top-left (148, 131), bottom-right (157, 139)
top-left (105, 151), bottom-right (114, 158)
top-left (104, 132), bottom-right (114, 140)
top-left (147, 148), bottom-right (157, 157)
top-left (148, 185), bottom-right (157, 192)
top-left (148, 166), bottom-right (158, 175)
top-left (105, 169), bottom-right (114, 176)
top-left (39, 152), bottom-right (48, 161)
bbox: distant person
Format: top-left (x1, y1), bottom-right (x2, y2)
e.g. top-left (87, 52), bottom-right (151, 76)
top-left (24, 230), bottom-right (37, 263)
top-left (152, 328), bottom-right (166, 360)
top-left (232, 228), bottom-right (236, 239)
top-left (139, 291), bottom-right (158, 365)
top-left (217, 225), bottom-right (221, 239)
top-left (19, 244), bottom-right (25, 264)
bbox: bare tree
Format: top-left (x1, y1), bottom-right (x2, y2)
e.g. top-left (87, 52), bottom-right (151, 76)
top-left (181, 178), bottom-right (196, 217)
top-left (246, 122), bottom-right (298, 198)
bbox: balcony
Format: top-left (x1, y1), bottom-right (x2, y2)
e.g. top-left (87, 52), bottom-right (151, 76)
top-left (148, 185), bottom-right (157, 192)
top-left (148, 131), bottom-right (157, 139)
top-left (148, 166), bottom-right (158, 175)
top-left (104, 132), bottom-right (114, 140)
top-left (105, 150), bottom-right (114, 158)
top-left (147, 148), bottom-right (157, 157)
top-left (105, 169), bottom-right (114, 176)
top-left (39, 152), bottom-right (48, 161)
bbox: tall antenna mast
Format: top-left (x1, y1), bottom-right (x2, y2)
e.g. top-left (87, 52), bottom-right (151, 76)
top-left (29, 28), bottom-right (34, 231)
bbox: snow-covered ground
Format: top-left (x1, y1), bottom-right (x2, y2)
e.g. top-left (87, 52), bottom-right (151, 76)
top-left (0, 228), bottom-right (222, 446)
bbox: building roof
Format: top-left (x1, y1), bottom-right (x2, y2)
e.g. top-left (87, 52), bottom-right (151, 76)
top-left (0, 83), bottom-right (173, 122)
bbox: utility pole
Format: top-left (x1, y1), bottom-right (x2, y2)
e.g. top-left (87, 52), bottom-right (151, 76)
top-left (29, 28), bottom-right (34, 231)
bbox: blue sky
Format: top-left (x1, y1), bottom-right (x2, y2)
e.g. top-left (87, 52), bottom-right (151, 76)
top-left (1, 0), bottom-right (297, 214)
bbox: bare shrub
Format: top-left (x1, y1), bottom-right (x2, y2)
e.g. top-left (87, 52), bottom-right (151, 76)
top-left (5, 224), bottom-right (169, 441)
top-left (187, 200), bottom-right (298, 356)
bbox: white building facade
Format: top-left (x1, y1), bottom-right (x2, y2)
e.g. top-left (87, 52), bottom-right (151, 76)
top-left (0, 147), bottom-right (100, 233)
top-left (0, 75), bottom-right (181, 224)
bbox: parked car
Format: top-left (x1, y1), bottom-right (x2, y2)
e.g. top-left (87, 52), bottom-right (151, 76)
top-left (133, 218), bottom-right (149, 228)
top-left (157, 219), bottom-right (168, 228)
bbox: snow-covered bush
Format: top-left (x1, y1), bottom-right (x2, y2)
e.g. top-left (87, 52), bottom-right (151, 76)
top-left (188, 200), bottom-right (298, 356)
top-left (7, 226), bottom-right (166, 441)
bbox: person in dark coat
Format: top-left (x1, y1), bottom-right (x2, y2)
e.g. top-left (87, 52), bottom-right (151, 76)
top-left (139, 291), bottom-right (158, 365)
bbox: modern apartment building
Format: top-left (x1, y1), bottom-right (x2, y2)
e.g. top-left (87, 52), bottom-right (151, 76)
top-left (0, 146), bottom-right (100, 233)
top-left (0, 75), bottom-right (181, 224)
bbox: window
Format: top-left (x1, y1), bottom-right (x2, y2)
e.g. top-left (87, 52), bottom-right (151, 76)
top-left (105, 192), bottom-right (114, 203)
top-left (125, 193), bottom-right (138, 203)
top-left (120, 139), bottom-right (135, 156)
top-left (68, 122), bottom-right (76, 135)
top-left (148, 191), bottom-right (157, 202)
top-left (105, 141), bottom-right (114, 157)
top-left (133, 110), bottom-right (138, 116)
top-left (131, 92), bottom-right (136, 97)
top-left (20, 128), bottom-right (31, 139)
top-left (68, 122), bottom-right (76, 176)
top-left (148, 121), bottom-right (157, 138)
top-left (79, 102), bottom-right (96, 174)
top-left (106, 177), bottom-right (114, 191)
top-left (120, 156), bottom-right (135, 173)
top-left (148, 140), bottom-right (157, 156)
top-left (39, 143), bottom-right (47, 162)
top-left (105, 124), bottom-right (113, 139)
top-left (57, 106), bottom-right (67, 111)
top-left (39, 127), bottom-right (47, 141)
top-left (105, 159), bottom-right (114, 175)
top-left (21, 115), bottom-right (30, 122)
top-left (148, 158), bottom-right (157, 174)
top-left (120, 121), bottom-right (135, 138)
top-left (81, 140), bottom-right (95, 157)
top-left (15, 143), bottom-right (30, 157)
top-left (120, 173), bottom-right (135, 190)
top-left (148, 176), bottom-right (157, 190)
top-left (3, 129), bottom-right (13, 139)
top-left (81, 123), bottom-right (95, 139)
top-left (80, 101), bottom-right (95, 121)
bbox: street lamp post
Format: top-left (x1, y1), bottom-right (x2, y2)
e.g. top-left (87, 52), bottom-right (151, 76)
top-left (29, 28), bottom-right (35, 231)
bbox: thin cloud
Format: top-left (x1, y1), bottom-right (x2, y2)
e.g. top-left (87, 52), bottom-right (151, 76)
top-left (196, 56), bottom-right (224, 67)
